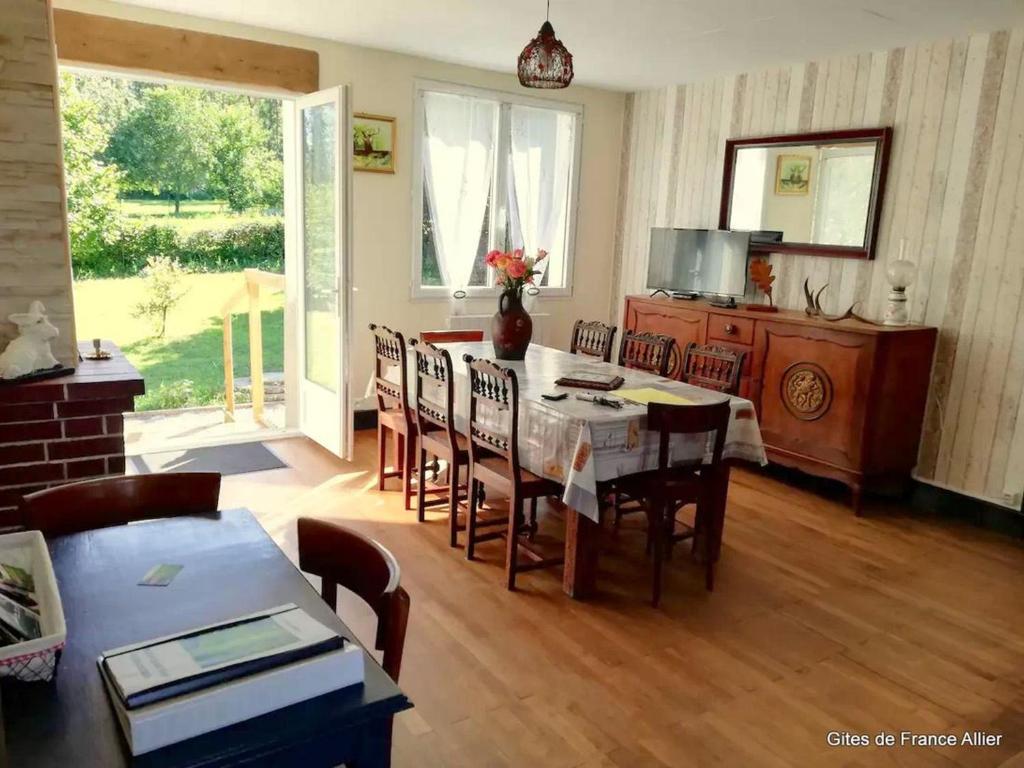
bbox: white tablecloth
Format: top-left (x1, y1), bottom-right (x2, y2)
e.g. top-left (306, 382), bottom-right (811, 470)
top-left (399, 342), bottom-right (766, 522)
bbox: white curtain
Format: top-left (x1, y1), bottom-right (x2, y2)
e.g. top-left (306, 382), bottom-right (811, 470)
top-left (507, 106), bottom-right (575, 300)
top-left (422, 91), bottom-right (498, 294)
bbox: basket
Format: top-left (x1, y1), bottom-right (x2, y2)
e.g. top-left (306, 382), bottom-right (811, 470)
top-left (0, 530), bottom-right (66, 682)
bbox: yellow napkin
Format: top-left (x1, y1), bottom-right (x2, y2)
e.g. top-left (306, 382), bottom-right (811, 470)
top-left (617, 387), bottom-right (695, 406)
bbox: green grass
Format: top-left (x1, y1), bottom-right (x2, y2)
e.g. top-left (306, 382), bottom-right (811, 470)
top-left (119, 199), bottom-right (228, 217)
top-left (118, 198), bottom-right (281, 235)
top-left (74, 271), bottom-right (284, 411)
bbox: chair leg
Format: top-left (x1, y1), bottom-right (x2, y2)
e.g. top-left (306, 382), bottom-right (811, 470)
top-left (704, 497), bottom-right (719, 592)
top-left (416, 444), bottom-right (428, 523)
top-left (376, 423), bottom-right (387, 491)
top-left (394, 431), bottom-right (404, 473)
top-left (403, 433), bottom-right (416, 511)
top-left (505, 495), bottom-right (522, 591)
top-left (448, 460), bottom-right (461, 548)
top-left (466, 477), bottom-right (479, 561)
top-left (527, 498), bottom-right (538, 541)
top-left (650, 502), bottom-right (665, 607)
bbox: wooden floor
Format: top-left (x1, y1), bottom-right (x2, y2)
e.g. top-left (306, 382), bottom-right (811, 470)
top-left (220, 432), bottom-right (1024, 768)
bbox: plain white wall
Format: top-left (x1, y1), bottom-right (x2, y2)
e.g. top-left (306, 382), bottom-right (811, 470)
top-left (56, 0), bottom-right (627, 411)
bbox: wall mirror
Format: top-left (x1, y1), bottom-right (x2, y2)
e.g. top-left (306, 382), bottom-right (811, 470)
top-left (719, 128), bottom-right (892, 260)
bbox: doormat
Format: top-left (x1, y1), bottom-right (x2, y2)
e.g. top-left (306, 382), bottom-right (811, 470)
top-left (129, 441), bottom-right (287, 477)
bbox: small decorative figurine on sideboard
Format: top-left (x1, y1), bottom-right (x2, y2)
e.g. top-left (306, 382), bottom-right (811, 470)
top-left (0, 301), bottom-right (71, 383)
top-left (748, 259), bottom-right (779, 312)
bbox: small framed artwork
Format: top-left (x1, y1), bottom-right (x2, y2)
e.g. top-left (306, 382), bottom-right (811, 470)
top-left (353, 113), bottom-right (396, 174)
top-left (775, 154), bottom-right (811, 195)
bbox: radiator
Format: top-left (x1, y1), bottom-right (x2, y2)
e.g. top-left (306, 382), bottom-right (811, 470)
top-left (446, 313), bottom-right (551, 346)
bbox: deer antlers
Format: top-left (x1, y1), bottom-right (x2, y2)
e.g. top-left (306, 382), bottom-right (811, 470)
top-left (802, 278), bottom-right (880, 324)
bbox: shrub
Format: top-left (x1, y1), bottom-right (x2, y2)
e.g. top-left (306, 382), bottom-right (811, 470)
top-left (133, 256), bottom-right (190, 337)
top-left (73, 219), bottom-right (284, 278)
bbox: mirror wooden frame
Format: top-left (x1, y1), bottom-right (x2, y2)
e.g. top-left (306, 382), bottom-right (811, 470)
top-left (718, 127), bottom-right (893, 260)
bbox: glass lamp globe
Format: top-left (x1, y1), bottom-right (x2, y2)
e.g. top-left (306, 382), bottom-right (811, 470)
top-left (886, 258), bottom-right (917, 290)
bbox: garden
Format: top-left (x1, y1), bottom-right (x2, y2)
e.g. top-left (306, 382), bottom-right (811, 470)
top-left (62, 71), bottom-right (285, 411)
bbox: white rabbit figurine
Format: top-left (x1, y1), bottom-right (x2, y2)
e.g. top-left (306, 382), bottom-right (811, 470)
top-left (0, 301), bottom-right (60, 380)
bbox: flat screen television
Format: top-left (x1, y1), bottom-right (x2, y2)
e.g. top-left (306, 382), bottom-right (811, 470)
top-left (646, 228), bottom-right (751, 298)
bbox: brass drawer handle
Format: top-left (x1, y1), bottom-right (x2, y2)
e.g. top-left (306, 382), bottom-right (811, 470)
top-left (724, 323), bottom-right (737, 335)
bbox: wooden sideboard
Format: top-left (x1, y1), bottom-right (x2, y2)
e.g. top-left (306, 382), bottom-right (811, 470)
top-left (623, 296), bottom-right (937, 513)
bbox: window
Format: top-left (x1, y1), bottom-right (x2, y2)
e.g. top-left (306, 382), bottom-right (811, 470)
top-left (811, 145), bottom-right (875, 246)
top-left (412, 81), bottom-right (581, 297)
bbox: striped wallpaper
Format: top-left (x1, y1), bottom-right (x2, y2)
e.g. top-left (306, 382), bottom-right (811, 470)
top-left (611, 28), bottom-right (1024, 507)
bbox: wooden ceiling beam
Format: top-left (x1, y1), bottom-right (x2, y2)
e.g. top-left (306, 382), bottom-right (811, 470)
top-left (52, 9), bottom-right (319, 94)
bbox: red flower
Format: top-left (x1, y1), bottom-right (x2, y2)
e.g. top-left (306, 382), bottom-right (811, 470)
top-left (506, 259), bottom-right (527, 279)
top-left (485, 249), bottom-right (502, 266)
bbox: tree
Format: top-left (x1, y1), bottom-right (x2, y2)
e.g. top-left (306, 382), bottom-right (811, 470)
top-left (132, 255), bottom-right (189, 337)
top-left (210, 104), bottom-right (282, 213)
top-left (59, 73), bottom-right (123, 270)
top-left (108, 87), bottom-right (214, 214)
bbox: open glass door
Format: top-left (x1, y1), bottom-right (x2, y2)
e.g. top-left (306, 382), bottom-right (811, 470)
top-left (292, 86), bottom-right (353, 459)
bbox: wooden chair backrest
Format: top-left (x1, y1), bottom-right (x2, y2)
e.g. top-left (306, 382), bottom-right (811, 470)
top-left (20, 473), bottom-right (222, 537)
top-left (647, 400), bottom-right (731, 476)
top-left (463, 354), bottom-right (520, 476)
top-left (297, 517), bottom-right (411, 682)
top-left (411, 339), bottom-right (458, 450)
top-left (681, 342), bottom-right (746, 395)
top-left (570, 320), bottom-right (617, 363)
top-left (419, 329), bottom-right (484, 344)
top-left (618, 331), bottom-right (675, 376)
top-left (369, 323), bottom-right (411, 418)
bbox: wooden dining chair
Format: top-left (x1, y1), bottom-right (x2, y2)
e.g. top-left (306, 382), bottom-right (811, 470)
top-left (370, 324), bottom-right (417, 510)
top-left (20, 473), bottom-right (221, 537)
top-left (419, 329), bottom-right (485, 344)
top-left (463, 354), bottom-right (564, 590)
top-left (681, 342), bottom-right (746, 395)
top-left (297, 517), bottom-right (411, 682)
top-left (569, 320), bottom-right (617, 363)
top-left (618, 330), bottom-right (675, 376)
top-left (616, 400), bottom-right (731, 606)
top-left (411, 339), bottom-right (470, 547)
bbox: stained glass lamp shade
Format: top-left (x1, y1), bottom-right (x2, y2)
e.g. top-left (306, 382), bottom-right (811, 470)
top-left (518, 20), bottom-right (574, 89)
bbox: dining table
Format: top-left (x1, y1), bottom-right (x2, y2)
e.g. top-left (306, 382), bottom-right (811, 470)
top-left (408, 342), bottom-right (768, 598)
top-left (0, 509), bottom-right (412, 768)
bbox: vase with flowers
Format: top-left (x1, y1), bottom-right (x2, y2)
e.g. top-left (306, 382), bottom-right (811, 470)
top-left (485, 247), bottom-right (547, 360)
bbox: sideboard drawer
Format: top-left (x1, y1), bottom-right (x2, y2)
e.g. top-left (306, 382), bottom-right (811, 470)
top-left (708, 313), bottom-right (754, 345)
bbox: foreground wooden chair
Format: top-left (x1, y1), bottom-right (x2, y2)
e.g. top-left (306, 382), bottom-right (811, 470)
top-left (463, 354), bottom-right (564, 590)
top-left (419, 329), bottom-right (484, 344)
top-left (616, 400), bottom-right (731, 606)
top-left (411, 339), bottom-right (469, 546)
top-left (618, 330), bottom-right (675, 376)
top-left (297, 517), bottom-right (411, 682)
top-left (681, 342), bottom-right (746, 395)
top-left (370, 324), bottom-right (417, 510)
top-left (20, 473), bottom-right (221, 537)
top-left (570, 320), bottom-right (617, 362)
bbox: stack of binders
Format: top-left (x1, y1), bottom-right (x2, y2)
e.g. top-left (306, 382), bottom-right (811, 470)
top-left (98, 604), bottom-right (365, 755)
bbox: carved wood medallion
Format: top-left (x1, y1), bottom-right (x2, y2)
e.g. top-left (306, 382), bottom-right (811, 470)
top-left (781, 362), bottom-right (833, 421)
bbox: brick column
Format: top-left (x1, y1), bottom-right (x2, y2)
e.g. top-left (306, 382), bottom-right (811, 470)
top-left (0, 342), bottom-right (144, 526)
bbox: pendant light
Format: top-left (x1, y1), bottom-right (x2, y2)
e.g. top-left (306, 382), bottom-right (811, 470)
top-left (518, 0), bottom-right (574, 89)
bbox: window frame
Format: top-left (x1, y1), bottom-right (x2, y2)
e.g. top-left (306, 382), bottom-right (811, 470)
top-left (410, 78), bottom-right (583, 300)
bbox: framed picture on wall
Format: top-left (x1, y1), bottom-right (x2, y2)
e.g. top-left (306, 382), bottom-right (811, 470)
top-left (353, 113), bottom-right (396, 174)
top-left (775, 154), bottom-right (811, 195)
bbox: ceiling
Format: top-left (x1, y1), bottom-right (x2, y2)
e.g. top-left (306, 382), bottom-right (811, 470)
top-left (110, 0), bottom-right (1024, 90)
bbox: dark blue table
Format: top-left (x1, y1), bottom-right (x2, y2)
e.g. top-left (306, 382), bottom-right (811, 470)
top-left (0, 509), bottom-right (412, 767)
